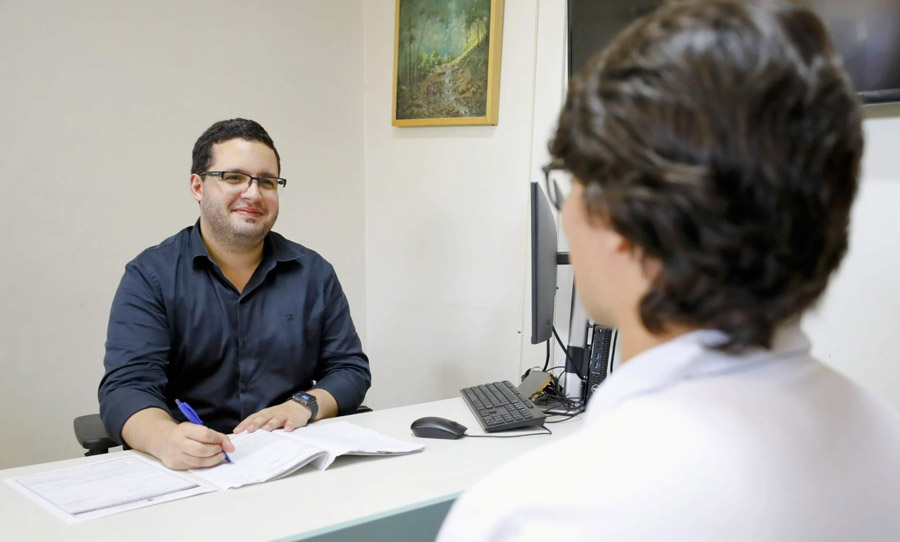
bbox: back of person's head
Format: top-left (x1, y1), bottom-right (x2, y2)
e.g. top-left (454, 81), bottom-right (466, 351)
top-left (191, 118), bottom-right (281, 175)
top-left (551, 0), bottom-right (863, 352)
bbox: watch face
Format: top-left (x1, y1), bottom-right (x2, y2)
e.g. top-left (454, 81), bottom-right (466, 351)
top-left (294, 392), bottom-right (315, 404)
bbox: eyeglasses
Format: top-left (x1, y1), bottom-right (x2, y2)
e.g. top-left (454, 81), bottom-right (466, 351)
top-left (541, 163), bottom-right (572, 211)
top-left (200, 171), bottom-right (287, 192)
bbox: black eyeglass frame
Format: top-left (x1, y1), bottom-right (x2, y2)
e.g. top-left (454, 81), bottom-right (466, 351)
top-left (541, 163), bottom-right (568, 211)
top-left (200, 171), bottom-right (287, 191)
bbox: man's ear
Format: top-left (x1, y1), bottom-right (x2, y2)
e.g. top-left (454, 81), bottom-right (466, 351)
top-left (190, 174), bottom-right (203, 203)
top-left (599, 225), bottom-right (627, 252)
top-left (592, 213), bottom-right (630, 255)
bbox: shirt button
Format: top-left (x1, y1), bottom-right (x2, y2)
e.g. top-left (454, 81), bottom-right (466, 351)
top-left (240, 340), bottom-right (247, 348)
top-left (240, 384), bottom-right (248, 392)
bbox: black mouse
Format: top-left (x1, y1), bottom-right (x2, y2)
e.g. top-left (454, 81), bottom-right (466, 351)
top-left (410, 416), bottom-right (468, 439)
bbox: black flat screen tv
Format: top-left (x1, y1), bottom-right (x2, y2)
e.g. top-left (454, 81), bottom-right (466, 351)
top-left (569, 0), bottom-right (900, 104)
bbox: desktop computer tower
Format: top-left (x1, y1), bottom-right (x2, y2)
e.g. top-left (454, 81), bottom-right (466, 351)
top-left (584, 325), bottom-right (614, 404)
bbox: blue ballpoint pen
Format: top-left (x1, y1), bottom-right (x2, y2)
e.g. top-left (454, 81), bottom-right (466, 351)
top-left (175, 399), bottom-right (232, 463)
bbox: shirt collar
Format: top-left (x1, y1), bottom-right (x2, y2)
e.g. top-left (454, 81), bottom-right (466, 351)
top-left (189, 219), bottom-right (305, 265)
top-left (584, 322), bottom-right (811, 422)
top-left (189, 220), bottom-right (209, 262)
top-left (265, 230), bottom-right (306, 263)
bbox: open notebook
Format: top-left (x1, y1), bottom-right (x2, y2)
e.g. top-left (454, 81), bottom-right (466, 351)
top-left (191, 421), bottom-right (424, 489)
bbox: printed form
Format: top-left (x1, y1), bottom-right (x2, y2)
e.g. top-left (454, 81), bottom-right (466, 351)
top-left (6, 456), bottom-right (215, 523)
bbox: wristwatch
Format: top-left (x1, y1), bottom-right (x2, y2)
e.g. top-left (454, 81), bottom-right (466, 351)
top-left (291, 391), bottom-right (318, 421)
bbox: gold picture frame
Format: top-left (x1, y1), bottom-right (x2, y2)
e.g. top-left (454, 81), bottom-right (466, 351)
top-left (392, 0), bottom-right (504, 127)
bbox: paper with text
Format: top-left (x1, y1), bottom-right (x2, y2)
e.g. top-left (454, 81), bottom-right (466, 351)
top-left (5, 456), bottom-right (215, 523)
top-left (291, 421), bottom-right (425, 456)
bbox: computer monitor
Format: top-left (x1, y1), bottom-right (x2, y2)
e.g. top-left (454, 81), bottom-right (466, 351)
top-left (569, 0), bottom-right (900, 104)
top-left (531, 181), bottom-right (560, 344)
top-left (532, 180), bottom-right (611, 405)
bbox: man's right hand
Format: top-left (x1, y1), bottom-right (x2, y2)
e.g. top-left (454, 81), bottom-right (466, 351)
top-left (121, 408), bottom-right (235, 470)
top-left (156, 422), bottom-right (235, 470)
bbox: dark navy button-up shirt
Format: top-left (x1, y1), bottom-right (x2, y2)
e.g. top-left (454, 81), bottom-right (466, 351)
top-left (99, 222), bottom-right (370, 443)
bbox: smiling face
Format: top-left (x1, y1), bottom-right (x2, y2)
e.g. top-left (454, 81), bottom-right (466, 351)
top-left (190, 138), bottom-right (280, 252)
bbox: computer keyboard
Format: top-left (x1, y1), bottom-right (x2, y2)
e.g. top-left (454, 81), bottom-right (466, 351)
top-left (460, 380), bottom-right (547, 433)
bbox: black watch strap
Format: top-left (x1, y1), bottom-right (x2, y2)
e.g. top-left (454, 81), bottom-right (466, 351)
top-left (291, 391), bottom-right (318, 421)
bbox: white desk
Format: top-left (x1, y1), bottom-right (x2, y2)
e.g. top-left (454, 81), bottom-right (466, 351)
top-left (2, 398), bottom-right (583, 541)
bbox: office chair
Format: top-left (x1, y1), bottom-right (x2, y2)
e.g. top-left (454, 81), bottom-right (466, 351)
top-left (74, 405), bottom-right (374, 457)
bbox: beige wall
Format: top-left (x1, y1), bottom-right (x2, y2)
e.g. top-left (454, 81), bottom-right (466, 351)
top-left (0, 0), bottom-right (366, 468)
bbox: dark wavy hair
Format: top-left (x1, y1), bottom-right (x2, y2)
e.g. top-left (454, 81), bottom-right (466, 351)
top-left (191, 118), bottom-right (281, 175)
top-left (550, 0), bottom-right (863, 352)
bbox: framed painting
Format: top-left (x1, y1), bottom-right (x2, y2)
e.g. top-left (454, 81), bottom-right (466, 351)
top-left (392, 0), bottom-right (505, 127)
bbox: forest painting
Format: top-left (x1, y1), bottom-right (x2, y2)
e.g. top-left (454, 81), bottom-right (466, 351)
top-left (392, 0), bottom-right (504, 126)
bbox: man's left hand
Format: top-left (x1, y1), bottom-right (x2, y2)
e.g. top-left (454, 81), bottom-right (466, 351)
top-left (234, 400), bottom-right (311, 433)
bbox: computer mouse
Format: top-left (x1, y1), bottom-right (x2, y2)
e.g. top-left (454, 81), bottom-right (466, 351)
top-left (410, 416), bottom-right (468, 439)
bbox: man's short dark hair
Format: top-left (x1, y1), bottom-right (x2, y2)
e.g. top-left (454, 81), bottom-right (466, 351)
top-left (191, 118), bottom-right (281, 175)
top-left (550, 0), bottom-right (864, 352)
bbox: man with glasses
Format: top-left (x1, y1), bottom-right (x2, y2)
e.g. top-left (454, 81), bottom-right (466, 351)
top-left (439, 1), bottom-right (900, 539)
top-left (99, 118), bottom-right (370, 470)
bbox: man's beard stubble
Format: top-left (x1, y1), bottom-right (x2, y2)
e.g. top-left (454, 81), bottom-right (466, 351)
top-left (200, 197), bottom-right (277, 253)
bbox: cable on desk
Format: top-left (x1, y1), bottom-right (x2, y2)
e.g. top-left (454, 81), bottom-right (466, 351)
top-left (532, 365), bottom-right (586, 419)
top-left (551, 326), bottom-right (570, 359)
top-left (465, 425), bottom-right (552, 438)
top-left (544, 413), bottom-right (582, 423)
top-left (542, 339), bottom-right (551, 372)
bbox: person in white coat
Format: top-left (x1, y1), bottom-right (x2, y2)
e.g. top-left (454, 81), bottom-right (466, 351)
top-left (437, 1), bottom-right (900, 540)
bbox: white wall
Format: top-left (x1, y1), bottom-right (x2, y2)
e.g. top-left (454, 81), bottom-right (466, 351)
top-left (362, 0), bottom-right (541, 408)
top-left (0, 0), bottom-right (366, 469)
top-left (803, 103), bottom-right (900, 408)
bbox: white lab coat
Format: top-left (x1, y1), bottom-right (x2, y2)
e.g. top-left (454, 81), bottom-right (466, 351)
top-left (437, 325), bottom-right (900, 541)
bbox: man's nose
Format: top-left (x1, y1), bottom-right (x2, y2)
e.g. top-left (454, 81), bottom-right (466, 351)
top-left (241, 178), bottom-right (263, 198)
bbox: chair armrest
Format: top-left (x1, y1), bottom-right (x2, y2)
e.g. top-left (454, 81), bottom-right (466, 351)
top-left (74, 414), bottom-right (119, 456)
